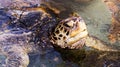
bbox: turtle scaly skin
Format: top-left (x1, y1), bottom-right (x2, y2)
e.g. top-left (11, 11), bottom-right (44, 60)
top-left (50, 16), bottom-right (88, 49)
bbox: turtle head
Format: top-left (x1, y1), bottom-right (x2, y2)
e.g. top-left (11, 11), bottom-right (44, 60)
top-left (50, 16), bottom-right (88, 49)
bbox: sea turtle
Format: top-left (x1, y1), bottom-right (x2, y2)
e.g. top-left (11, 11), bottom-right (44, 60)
top-left (0, 2), bottom-right (120, 67)
top-left (50, 15), bottom-right (120, 51)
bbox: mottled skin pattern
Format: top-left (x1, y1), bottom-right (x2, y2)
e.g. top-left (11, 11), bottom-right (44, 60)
top-left (50, 16), bottom-right (119, 51)
top-left (51, 16), bottom-right (88, 49)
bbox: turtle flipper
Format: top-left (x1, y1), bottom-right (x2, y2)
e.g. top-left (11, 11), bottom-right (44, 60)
top-left (85, 36), bottom-right (120, 52)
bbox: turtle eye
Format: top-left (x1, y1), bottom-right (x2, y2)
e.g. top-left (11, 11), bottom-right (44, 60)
top-left (64, 23), bottom-right (71, 27)
top-left (73, 18), bottom-right (77, 22)
top-left (64, 20), bottom-right (74, 28)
